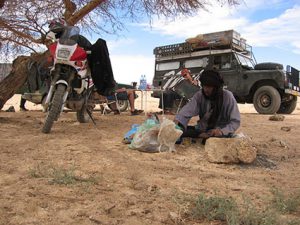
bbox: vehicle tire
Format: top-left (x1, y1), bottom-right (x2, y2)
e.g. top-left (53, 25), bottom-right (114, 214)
top-left (254, 62), bottom-right (283, 70)
top-left (277, 96), bottom-right (297, 114)
top-left (253, 86), bottom-right (281, 114)
top-left (109, 100), bottom-right (129, 112)
top-left (42, 84), bottom-right (66, 133)
top-left (77, 89), bottom-right (94, 123)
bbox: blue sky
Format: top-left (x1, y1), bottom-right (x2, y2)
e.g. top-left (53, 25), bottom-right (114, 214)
top-left (97, 0), bottom-right (300, 85)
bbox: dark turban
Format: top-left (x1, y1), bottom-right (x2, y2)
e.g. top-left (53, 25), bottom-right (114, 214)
top-left (200, 70), bottom-right (224, 87)
top-left (200, 70), bottom-right (224, 130)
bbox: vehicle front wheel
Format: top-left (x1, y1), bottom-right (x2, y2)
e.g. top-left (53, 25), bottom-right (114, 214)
top-left (277, 96), bottom-right (297, 114)
top-left (253, 86), bottom-right (281, 114)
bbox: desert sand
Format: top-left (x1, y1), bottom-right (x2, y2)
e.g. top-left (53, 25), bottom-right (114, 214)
top-left (0, 93), bottom-right (300, 224)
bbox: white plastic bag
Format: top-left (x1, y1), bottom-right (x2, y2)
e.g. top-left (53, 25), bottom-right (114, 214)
top-left (158, 118), bottom-right (183, 152)
top-left (129, 117), bottom-right (182, 153)
top-left (129, 118), bottom-right (160, 152)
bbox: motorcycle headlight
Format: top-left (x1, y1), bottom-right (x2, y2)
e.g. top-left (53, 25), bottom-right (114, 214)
top-left (57, 49), bottom-right (71, 59)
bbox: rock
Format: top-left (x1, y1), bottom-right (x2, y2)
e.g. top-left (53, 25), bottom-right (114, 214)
top-left (281, 126), bottom-right (291, 132)
top-left (269, 114), bottom-right (284, 121)
top-left (205, 137), bottom-right (257, 164)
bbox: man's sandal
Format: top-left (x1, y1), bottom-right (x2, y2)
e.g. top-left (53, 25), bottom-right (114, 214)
top-left (131, 109), bottom-right (144, 115)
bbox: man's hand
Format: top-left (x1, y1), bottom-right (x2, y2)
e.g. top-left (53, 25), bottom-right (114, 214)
top-left (208, 128), bottom-right (223, 137)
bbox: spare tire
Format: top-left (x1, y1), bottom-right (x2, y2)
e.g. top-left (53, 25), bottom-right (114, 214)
top-left (254, 62), bottom-right (283, 70)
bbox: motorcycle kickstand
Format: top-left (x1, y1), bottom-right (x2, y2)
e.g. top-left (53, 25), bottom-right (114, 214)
top-left (87, 108), bottom-right (96, 126)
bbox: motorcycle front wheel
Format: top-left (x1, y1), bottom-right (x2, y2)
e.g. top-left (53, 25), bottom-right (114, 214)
top-left (42, 84), bottom-right (66, 133)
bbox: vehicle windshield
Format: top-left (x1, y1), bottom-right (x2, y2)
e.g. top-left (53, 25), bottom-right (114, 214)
top-left (59, 26), bottom-right (80, 45)
top-left (235, 53), bottom-right (255, 69)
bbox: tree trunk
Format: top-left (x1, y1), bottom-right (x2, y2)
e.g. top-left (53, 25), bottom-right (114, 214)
top-left (0, 56), bottom-right (30, 110)
top-left (0, 0), bottom-right (5, 8)
top-left (0, 52), bottom-right (49, 110)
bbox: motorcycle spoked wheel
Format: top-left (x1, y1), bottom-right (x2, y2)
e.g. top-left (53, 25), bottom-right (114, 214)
top-left (42, 84), bottom-right (66, 133)
top-left (76, 88), bottom-right (95, 123)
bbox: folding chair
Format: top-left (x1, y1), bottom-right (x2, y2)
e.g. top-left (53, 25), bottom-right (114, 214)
top-left (172, 79), bottom-right (200, 112)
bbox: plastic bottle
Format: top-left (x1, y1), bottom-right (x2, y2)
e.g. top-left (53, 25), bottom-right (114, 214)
top-left (140, 75), bottom-right (147, 90)
top-left (139, 75), bottom-right (144, 90)
top-left (143, 75), bottom-right (147, 90)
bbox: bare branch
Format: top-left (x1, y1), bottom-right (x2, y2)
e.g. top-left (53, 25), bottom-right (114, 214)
top-left (0, 0), bottom-right (5, 8)
top-left (63, 0), bottom-right (77, 19)
top-left (0, 18), bottom-right (42, 44)
top-left (0, 0), bottom-right (241, 57)
top-left (67, 0), bottom-right (106, 25)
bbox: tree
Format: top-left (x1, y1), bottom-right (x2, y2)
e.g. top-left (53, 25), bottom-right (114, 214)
top-left (0, 0), bottom-right (5, 8)
top-left (0, 0), bottom-right (239, 110)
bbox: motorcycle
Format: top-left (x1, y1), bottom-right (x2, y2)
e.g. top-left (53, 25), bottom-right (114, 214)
top-left (42, 26), bottom-right (95, 133)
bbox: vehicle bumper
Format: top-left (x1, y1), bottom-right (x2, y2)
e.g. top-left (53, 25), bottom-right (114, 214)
top-left (285, 89), bottom-right (300, 97)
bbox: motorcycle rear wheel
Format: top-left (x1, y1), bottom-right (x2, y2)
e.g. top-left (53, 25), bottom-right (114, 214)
top-left (42, 84), bottom-right (66, 133)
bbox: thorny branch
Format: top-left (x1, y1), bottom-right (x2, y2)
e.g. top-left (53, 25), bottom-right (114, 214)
top-left (0, 0), bottom-right (240, 59)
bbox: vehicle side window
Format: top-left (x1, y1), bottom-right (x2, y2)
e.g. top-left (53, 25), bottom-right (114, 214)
top-left (213, 56), bottom-right (221, 70)
top-left (156, 62), bottom-right (180, 71)
top-left (184, 57), bottom-right (209, 68)
top-left (235, 53), bottom-right (254, 69)
top-left (221, 54), bottom-right (232, 69)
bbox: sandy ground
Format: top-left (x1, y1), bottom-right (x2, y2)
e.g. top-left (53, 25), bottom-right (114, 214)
top-left (1, 94), bottom-right (300, 225)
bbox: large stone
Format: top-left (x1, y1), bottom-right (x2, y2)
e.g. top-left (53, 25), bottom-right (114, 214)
top-left (205, 137), bottom-right (257, 164)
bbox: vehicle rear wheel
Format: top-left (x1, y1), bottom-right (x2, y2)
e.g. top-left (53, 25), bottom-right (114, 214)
top-left (277, 96), bottom-right (297, 114)
top-left (253, 86), bottom-right (281, 114)
top-left (42, 84), bottom-right (66, 133)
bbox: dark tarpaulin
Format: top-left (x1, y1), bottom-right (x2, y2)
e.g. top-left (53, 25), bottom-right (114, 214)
top-left (89, 38), bottom-right (116, 96)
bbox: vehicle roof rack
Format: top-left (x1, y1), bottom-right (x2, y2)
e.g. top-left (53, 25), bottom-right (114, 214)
top-left (154, 30), bottom-right (252, 58)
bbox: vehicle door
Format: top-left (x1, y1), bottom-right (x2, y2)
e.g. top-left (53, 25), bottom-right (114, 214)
top-left (233, 52), bottom-right (256, 96)
top-left (216, 53), bottom-right (242, 95)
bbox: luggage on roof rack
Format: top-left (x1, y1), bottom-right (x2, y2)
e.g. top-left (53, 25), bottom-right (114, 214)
top-left (154, 30), bottom-right (250, 58)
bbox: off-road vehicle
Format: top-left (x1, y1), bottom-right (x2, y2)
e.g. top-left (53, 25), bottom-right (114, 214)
top-left (152, 30), bottom-right (300, 114)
